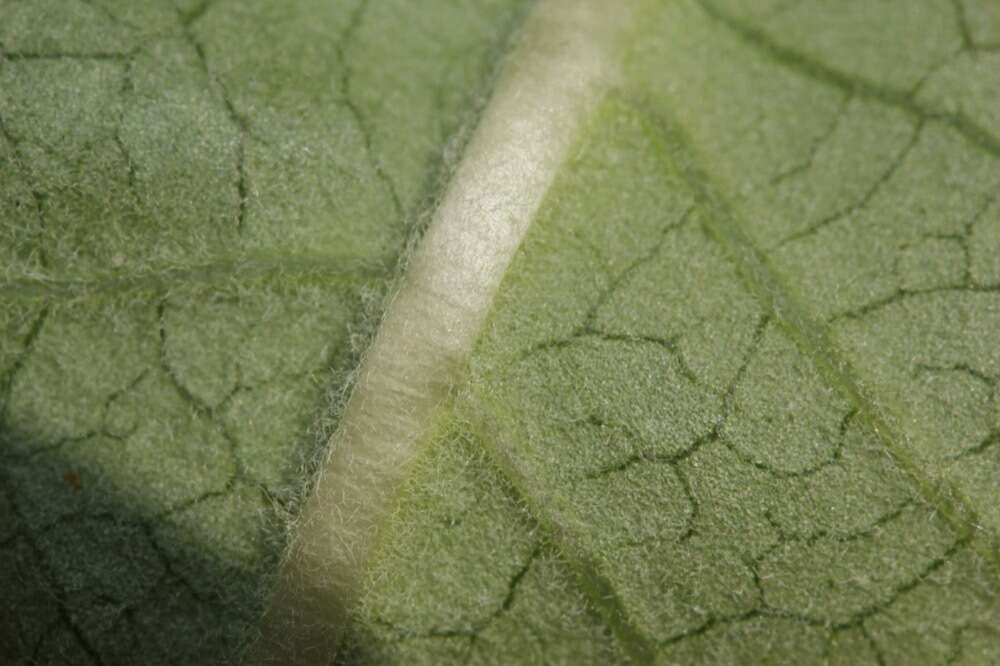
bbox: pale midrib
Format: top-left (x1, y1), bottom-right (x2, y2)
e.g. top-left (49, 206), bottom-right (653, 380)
top-left (247, 2), bottom-right (635, 662)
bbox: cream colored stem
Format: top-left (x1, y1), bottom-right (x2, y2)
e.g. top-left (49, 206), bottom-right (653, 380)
top-left (247, 2), bottom-right (635, 662)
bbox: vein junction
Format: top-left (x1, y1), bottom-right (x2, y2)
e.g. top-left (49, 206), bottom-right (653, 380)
top-left (248, 1), bottom-right (636, 661)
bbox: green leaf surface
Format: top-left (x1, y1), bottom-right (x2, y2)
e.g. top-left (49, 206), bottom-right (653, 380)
top-left (0, 0), bottom-right (527, 662)
top-left (3, 1), bottom-right (1000, 665)
top-left (350, 1), bottom-right (1000, 664)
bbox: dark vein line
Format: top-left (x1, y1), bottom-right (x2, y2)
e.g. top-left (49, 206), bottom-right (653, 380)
top-left (136, 522), bottom-right (217, 606)
top-left (371, 543), bottom-right (541, 646)
top-left (658, 608), bottom-right (759, 648)
top-left (695, 0), bottom-right (1000, 160)
top-left (859, 623), bottom-right (888, 666)
top-left (336, 0), bottom-right (404, 223)
top-left (625, 99), bottom-right (1000, 576)
top-left (585, 428), bottom-right (718, 481)
top-left (673, 464), bottom-right (700, 542)
top-left (78, 0), bottom-right (144, 33)
top-left (722, 407), bottom-right (855, 480)
top-left (156, 300), bottom-right (214, 417)
top-left (830, 284), bottom-right (1000, 324)
top-left (0, 105), bottom-right (52, 270)
top-left (951, 0), bottom-right (975, 52)
top-left (58, 606), bottom-right (105, 665)
top-left (709, 315), bottom-right (855, 480)
top-left (914, 362), bottom-right (998, 387)
top-left (28, 618), bottom-right (64, 663)
top-left (519, 328), bottom-right (700, 390)
top-left (113, 57), bottom-right (139, 205)
top-left (0, 307), bottom-right (49, 414)
top-left (965, 189), bottom-right (999, 287)
top-left (781, 498), bottom-right (914, 548)
top-left (462, 544), bottom-right (543, 662)
top-left (582, 205), bottom-right (694, 329)
top-left (179, 0), bottom-right (214, 28)
top-left (2, 491), bottom-right (107, 664)
top-left (514, 206), bottom-right (701, 383)
top-left (724, 313), bottom-right (770, 393)
top-left (822, 535), bottom-right (968, 628)
top-left (776, 119), bottom-right (924, 248)
top-left (908, 49), bottom-right (965, 104)
top-left (770, 92), bottom-right (851, 186)
top-left (180, 11), bottom-right (249, 233)
top-left (153, 299), bottom-right (262, 498)
top-left (1, 430), bottom-right (102, 465)
top-left (466, 421), bottom-right (659, 663)
top-left (662, 533), bottom-right (968, 649)
top-left (948, 431), bottom-right (1000, 461)
top-left (897, 232), bottom-right (971, 291)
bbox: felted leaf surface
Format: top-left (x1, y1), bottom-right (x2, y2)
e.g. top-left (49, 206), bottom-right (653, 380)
top-left (348, 2), bottom-right (1000, 665)
top-left (3, 1), bottom-right (1000, 665)
top-left (0, 0), bottom-right (528, 662)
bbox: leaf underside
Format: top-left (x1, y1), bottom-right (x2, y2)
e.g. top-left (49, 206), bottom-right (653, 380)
top-left (2, 1), bottom-right (1000, 665)
top-left (0, 0), bottom-right (528, 662)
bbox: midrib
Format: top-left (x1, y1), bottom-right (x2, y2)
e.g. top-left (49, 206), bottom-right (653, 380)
top-left (247, 2), bottom-right (636, 661)
top-left (251, 4), bottom-right (997, 662)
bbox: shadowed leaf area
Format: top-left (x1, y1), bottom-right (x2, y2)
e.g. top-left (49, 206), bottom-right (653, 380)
top-left (0, 0), bottom-right (529, 662)
top-left (3, 0), bottom-right (1000, 665)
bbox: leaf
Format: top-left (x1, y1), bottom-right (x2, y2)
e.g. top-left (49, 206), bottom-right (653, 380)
top-left (344, 1), bottom-right (1000, 664)
top-left (4, 1), bottom-right (1000, 666)
top-left (0, 0), bottom-right (528, 662)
